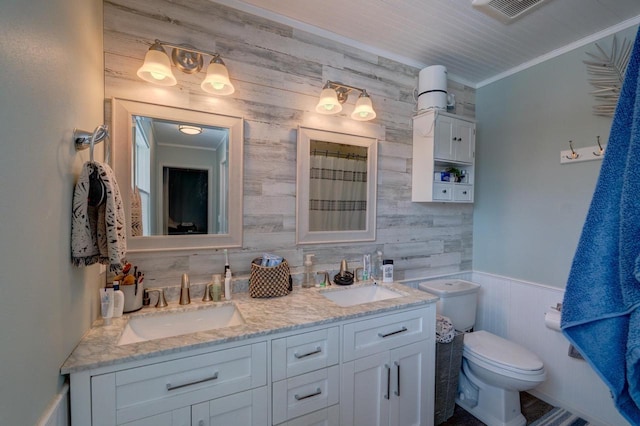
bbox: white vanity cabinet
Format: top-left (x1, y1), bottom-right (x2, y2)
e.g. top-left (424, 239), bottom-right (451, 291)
top-left (340, 307), bottom-right (435, 426)
top-left (68, 300), bottom-right (436, 426)
top-left (412, 110), bottom-right (476, 203)
top-left (84, 342), bottom-right (268, 426)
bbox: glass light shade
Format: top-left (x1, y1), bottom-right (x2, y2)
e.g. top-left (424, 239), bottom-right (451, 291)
top-left (315, 88), bottom-right (343, 114)
top-left (351, 94), bottom-right (377, 121)
top-left (178, 125), bottom-right (203, 135)
top-left (201, 62), bottom-right (235, 95)
top-left (136, 49), bottom-right (177, 86)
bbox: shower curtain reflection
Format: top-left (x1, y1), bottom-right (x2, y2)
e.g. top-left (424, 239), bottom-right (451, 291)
top-left (309, 145), bottom-right (367, 231)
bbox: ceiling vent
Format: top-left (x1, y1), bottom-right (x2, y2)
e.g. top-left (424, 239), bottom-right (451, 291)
top-left (472, 0), bottom-right (553, 24)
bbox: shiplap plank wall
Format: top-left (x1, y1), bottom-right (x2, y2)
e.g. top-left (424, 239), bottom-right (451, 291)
top-left (103, 0), bottom-right (476, 292)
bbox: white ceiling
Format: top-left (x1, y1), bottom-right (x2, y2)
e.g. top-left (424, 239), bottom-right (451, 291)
top-left (212, 0), bottom-right (640, 87)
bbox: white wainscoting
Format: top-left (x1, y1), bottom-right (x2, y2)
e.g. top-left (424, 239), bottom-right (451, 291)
top-left (403, 271), bottom-right (629, 426)
top-left (37, 381), bottom-right (69, 426)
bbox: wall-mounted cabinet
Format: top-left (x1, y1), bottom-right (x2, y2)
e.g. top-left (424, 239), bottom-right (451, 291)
top-left (412, 110), bottom-right (476, 203)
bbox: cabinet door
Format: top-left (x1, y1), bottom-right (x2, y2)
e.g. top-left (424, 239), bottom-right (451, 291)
top-left (120, 407), bottom-right (190, 426)
top-left (433, 115), bottom-right (454, 161)
top-left (389, 342), bottom-right (433, 426)
top-left (277, 405), bottom-right (340, 426)
top-left (192, 387), bottom-right (268, 426)
top-left (452, 120), bottom-right (474, 163)
top-left (341, 352), bottom-right (390, 426)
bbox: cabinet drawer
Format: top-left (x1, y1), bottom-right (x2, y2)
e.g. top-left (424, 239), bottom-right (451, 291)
top-left (453, 184), bottom-right (473, 202)
top-left (113, 342), bottom-right (267, 424)
top-left (272, 327), bottom-right (339, 381)
top-left (343, 308), bottom-right (432, 362)
top-left (275, 404), bottom-right (340, 426)
top-left (432, 183), bottom-right (453, 201)
top-left (272, 365), bottom-right (340, 424)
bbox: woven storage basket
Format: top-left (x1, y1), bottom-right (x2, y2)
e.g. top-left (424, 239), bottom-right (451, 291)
top-left (249, 258), bottom-right (291, 298)
top-left (434, 331), bottom-right (464, 424)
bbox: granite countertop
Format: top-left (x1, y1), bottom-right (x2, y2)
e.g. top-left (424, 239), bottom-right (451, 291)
top-left (61, 282), bottom-right (438, 375)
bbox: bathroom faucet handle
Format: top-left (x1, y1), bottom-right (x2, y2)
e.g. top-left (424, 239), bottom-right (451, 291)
top-left (148, 288), bottom-right (168, 308)
top-left (318, 271), bottom-right (331, 286)
top-left (202, 283), bottom-right (213, 302)
top-left (355, 267), bottom-right (363, 282)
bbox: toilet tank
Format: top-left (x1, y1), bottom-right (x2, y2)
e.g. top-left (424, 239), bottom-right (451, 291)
top-left (418, 279), bottom-right (480, 332)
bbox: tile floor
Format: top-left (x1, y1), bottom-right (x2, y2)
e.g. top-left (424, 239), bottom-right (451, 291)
top-left (440, 392), bottom-right (554, 425)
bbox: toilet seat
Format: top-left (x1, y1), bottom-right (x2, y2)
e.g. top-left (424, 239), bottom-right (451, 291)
top-left (463, 331), bottom-right (545, 378)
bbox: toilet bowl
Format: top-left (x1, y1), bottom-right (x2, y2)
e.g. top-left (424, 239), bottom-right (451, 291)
top-left (456, 330), bottom-right (546, 426)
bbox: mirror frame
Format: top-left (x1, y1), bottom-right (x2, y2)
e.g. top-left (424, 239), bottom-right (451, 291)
top-left (296, 126), bottom-right (378, 245)
top-left (111, 98), bottom-right (243, 252)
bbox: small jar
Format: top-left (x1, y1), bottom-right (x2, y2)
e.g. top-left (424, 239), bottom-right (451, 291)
top-left (382, 259), bottom-right (394, 283)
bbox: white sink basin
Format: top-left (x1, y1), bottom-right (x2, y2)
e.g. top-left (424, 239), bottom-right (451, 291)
top-left (321, 285), bottom-right (402, 307)
top-left (117, 304), bottom-right (245, 345)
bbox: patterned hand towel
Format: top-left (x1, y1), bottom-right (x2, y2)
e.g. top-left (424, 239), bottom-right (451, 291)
top-left (562, 27), bottom-right (640, 424)
top-left (436, 314), bottom-right (456, 344)
top-left (71, 162), bottom-right (126, 272)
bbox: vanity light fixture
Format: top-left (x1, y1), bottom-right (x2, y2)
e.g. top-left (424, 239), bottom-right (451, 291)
top-left (315, 81), bottom-right (377, 121)
top-left (137, 39), bottom-right (235, 96)
top-left (178, 125), bottom-right (203, 135)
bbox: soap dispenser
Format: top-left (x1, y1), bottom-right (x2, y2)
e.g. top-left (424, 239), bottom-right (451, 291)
top-left (302, 254), bottom-right (315, 288)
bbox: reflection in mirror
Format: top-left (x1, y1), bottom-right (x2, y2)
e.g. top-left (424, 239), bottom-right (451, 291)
top-left (297, 127), bottom-right (377, 245)
top-left (112, 99), bottom-right (243, 252)
top-left (131, 116), bottom-right (229, 236)
top-left (309, 140), bottom-right (368, 232)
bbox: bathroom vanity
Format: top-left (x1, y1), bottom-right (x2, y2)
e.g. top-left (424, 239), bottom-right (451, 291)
top-left (61, 283), bottom-right (437, 426)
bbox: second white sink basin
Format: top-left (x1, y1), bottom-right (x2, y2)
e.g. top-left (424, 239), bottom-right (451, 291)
top-left (117, 304), bottom-right (245, 346)
top-left (321, 285), bottom-right (402, 307)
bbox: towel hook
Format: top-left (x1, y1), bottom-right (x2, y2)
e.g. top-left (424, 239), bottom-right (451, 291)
top-left (593, 136), bottom-right (604, 156)
top-left (74, 125), bottom-right (109, 161)
top-left (565, 140), bottom-right (579, 160)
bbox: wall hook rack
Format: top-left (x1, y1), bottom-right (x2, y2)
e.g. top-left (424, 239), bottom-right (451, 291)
top-left (560, 136), bottom-right (606, 164)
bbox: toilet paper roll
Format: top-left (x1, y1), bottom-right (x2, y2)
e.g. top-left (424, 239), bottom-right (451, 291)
top-left (544, 309), bottom-right (562, 331)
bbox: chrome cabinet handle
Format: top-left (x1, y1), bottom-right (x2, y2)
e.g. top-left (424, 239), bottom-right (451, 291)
top-left (378, 326), bottom-right (408, 338)
top-left (462, 191), bottom-right (467, 195)
top-left (384, 364), bottom-right (391, 400)
top-left (294, 346), bottom-right (322, 359)
top-left (166, 371), bottom-right (219, 391)
top-left (294, 387), bottom-right (322, 401)
top-left (394, 361), bottom-right (400, 396)
top-left (442, 189), bottom-right (447, 193)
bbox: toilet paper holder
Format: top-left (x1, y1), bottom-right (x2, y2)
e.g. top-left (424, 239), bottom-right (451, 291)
top-left (544, 303), bottom-right (562, 332)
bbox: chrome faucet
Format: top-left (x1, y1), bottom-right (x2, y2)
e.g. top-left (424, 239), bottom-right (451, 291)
top-left (179, 273), bottom-right (191, 305)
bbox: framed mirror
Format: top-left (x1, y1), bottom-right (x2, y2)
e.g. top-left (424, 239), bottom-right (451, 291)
top-left (111, 98), bottom-right (243, 252)
top-left (296, 126), bottom-right (378, 244)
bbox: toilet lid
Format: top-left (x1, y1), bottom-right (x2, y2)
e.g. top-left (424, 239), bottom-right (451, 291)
top-left (463, 331), bottom-right (543, 372)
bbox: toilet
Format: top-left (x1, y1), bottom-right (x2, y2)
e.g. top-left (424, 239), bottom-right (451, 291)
top-left (419, 279), bottom-right (546, 426)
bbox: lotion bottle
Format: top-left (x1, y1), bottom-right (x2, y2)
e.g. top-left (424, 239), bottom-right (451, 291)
top-left (112, 281), bottom-right (125, 317)
top-left (302, 254), bottom-right (315, 288)
top-left (100, 287), bottom-right (114, 325)
top-left (212, 274), bottom-right (222, 302)
top-left (224, 269), bottom-right (232, 301)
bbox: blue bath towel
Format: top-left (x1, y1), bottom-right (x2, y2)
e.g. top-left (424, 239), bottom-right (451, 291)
top-left (562, 27), bottom-right (640, 425)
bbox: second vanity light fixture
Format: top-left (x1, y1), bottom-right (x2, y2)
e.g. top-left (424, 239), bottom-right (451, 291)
top-left (137, 39), bottom-right (235, 95)
top-left (315, 81), bottom-right (377, 121)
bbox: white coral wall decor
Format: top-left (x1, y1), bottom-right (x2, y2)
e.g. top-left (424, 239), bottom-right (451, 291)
top-left (584, 35), bottom-right (632, 117)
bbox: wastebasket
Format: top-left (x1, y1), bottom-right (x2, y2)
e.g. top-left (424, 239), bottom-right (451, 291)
top-left (434, 331), bottom-right (464, 424)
